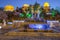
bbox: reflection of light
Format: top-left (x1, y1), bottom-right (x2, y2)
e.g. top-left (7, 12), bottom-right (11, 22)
top-left (47, 20), bottom-right (59, 25)
top-left (47, 20), bottom-right (59, 23)
top-left (38, 25), bottom-right (43, 29)
top-left (0, 26), bottom-right (2, 29)
top-left (29, 24), bottom-right (50, 30)
top-left (8, 22), bottom-right (13, 24)
top-left (46, 13), bottom-right (51, 15)
top-left (13, 20), bottom-right (25, 22)
top-left (47, 20), bottom-right (59, 27)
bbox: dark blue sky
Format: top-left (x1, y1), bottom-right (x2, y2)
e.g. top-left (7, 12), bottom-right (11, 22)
top-left (0, 0), bottom-right (60, 9)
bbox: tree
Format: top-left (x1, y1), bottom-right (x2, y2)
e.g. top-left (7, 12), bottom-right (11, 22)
top-left (55, 7), bottom-right (60, 14)
top-left (19, 12), bottom-right (26, 18)
top-left (0, 11), bottom-right (7, 26)
top-left (51, 8), bottom-right (56, 17)
top-left (40, 9), bottom-right (46, 19)
top-left (26, 12), bottom-right (32, 18)
top-left (6, 11), bottom-right (13, 20)
top-left (13, 11), bottom-right (20, 20)
top-left (34, 2), bottom-right (40, 12)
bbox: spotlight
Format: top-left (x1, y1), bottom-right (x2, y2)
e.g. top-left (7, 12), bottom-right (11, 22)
top-left (0, 26), bottom-right (2, 29)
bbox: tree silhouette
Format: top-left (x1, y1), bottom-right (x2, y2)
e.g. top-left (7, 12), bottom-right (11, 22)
top-left (0, 11), bottom-right (7, 26)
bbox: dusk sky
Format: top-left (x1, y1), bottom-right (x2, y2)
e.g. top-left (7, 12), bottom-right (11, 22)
top-left (0, 0), bottom-right (60, 9)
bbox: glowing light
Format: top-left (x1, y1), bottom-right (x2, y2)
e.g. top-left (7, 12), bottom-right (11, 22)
top-left (7, 22), bottom-right (13, 24)
top-left (26, 13), bottom-right (32, 18)
top-left (4, 5), bottom-right (14, 11)
top-left (13, 20), bottom-right (25, 22)
top-left (19, 13), bottom-right (24, 17)
top-left (0, 26), bottom-right (2, 29)
top-left (44, 2), bottom-right (49, 7)
top-left (23, 4), bottom-right (29, 7)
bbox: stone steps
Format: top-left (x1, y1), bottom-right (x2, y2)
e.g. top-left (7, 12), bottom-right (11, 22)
top-left (5, 32), bottom-right (60, 37)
